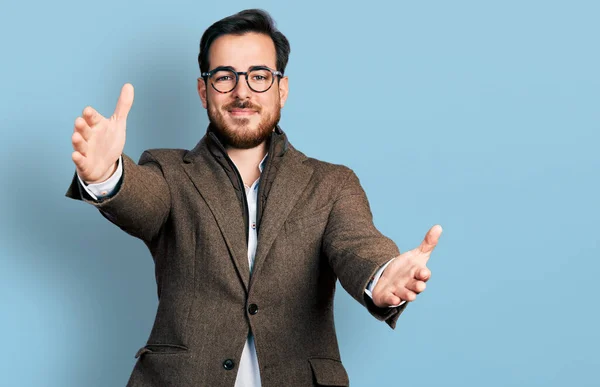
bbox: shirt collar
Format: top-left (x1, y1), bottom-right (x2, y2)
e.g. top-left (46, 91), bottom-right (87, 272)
top-left (258, 153), bottom-right (269, 173)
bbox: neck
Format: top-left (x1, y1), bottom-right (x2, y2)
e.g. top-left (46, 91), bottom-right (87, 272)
top-left (227, 141), bottom-right (268, 187)
top-left (226, 141), bottom-right (268, 168)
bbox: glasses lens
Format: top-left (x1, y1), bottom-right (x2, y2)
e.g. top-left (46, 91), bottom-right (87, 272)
top-left (210, 70), bottom-right (237, 92)
top-left (248, 69), bottom-right (274, 92)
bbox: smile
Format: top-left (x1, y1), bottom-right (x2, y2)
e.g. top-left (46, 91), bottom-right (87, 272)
top-left (229, 109), bottom-right (257, 116)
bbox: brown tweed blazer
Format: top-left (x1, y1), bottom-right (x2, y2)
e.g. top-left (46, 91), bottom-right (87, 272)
top-left (65, 126), bottom-right (407, 387)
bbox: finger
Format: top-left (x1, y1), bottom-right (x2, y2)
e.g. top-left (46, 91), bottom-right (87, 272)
top-left (71, 132), bottom-right (88, 156)
top-left (82, 106), bottom-right (103, 127)
top-left (407, 280), bottom-right (427, 294)
top-left (385, 294), bottom-right (402, 306)
top-left (113, 83), bottom-right (134, 120)
top-left (396, 288), bottom-right (417, 302)
top-left (415, 267), bottom-right (431, 281)
top-left (418, 224), bottom-right (443, 255)
top-left (74, 117), bottom-right (93, 141)
top-left (72, 151), bottom-right (85, 169)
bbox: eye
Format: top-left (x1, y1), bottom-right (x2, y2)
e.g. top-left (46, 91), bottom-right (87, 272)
top-left (215, 75), bottom-right (232, 82)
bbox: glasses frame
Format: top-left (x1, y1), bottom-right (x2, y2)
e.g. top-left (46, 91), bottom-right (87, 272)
top-left (201, 65), bottom-right (283, 94)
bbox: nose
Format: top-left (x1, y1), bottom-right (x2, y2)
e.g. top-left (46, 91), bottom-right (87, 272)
top-left (231, 73), bottom-right (252, 100)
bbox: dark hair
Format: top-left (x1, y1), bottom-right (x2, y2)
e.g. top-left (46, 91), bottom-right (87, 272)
top-left (198, 9), bottom-right (291, 75)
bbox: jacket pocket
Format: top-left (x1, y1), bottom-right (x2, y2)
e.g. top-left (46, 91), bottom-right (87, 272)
top-left (134, 343), bottom-right (189, 358)
top-left (308, 357), bottom-right (349, 386)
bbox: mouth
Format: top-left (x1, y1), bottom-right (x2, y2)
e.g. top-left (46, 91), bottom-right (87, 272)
top-left (228, 108), bottom-right (257, 116)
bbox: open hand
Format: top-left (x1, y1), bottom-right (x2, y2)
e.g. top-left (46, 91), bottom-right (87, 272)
top-left (372, 225), bottom-right (443, 307)
top-left (71, 83), bottom-right (134, 184)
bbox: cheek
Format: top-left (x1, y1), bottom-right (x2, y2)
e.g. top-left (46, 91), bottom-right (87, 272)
top-left (258, 94), bottom-right (280, 111)
top-left (208, 95), bottom-right (227, 111)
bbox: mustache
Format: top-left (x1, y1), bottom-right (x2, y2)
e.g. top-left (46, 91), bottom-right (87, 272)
top-left (224, 100), bottom-right (261, 112)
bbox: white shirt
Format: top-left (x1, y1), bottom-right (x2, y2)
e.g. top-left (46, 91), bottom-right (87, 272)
top-left (78, 154), bottom-right (402, 386)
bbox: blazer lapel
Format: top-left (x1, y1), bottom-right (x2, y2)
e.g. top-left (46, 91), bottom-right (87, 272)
top-left (182, 139), bottom-right (250, 291)
top-left (250, 150), bottom-right (313, 287)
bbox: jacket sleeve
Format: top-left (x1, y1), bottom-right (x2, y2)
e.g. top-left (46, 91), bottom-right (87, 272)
top-left (65, 151), bottom-right (171, 243)
top-left (322, 167), bottom-right (407, 329)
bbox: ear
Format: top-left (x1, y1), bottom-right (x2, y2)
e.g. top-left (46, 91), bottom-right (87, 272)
top-left (197, 77), bottom-right (208, 109)
top-left (278, 76), bottom-right (289, 108)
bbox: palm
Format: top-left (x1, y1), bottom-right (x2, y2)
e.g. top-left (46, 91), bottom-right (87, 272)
top-left (71, 84), bottom-right (134, 183)
top-left (372, 225), bottom-right (443, 307)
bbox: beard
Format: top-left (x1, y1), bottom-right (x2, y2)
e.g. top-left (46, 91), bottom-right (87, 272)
top-left (207, 99), bottom-right (281, 149)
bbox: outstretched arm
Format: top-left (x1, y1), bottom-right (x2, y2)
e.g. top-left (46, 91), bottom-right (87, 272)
top-left (322, 168), bottom-right (406, 328)
top-left (65, 84), bottom-right (171, 243)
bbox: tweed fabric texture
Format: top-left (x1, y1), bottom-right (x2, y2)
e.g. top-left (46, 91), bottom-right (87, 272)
top-left (65, 129), bottom-right (407, 386)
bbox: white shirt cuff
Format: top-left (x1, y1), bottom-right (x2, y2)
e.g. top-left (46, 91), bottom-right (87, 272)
top-left (76, 156), bottom-right (123, 200)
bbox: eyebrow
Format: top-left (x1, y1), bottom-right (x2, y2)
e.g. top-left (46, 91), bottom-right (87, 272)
top-left (213, 64), bottom-right (273, 71)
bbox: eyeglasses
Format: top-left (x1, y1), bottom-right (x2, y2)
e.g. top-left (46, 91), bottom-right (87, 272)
top-left (201, 65), bottom-right (283, 93)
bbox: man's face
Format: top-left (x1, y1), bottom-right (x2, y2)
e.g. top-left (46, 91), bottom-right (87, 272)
top-left (198, 32), bottom-right (289, 149)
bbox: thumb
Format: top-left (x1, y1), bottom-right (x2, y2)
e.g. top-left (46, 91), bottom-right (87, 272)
top-left (113, 83), bottom-right (134, 120)
top-left (418, 224), bottom-right (443, 254)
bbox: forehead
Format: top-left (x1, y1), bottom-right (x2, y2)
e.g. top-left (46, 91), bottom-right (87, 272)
top-left (208, 32), bottom-right (277, 70)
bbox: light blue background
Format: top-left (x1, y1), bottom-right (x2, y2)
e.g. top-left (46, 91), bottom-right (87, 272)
top-left (1, 1), bottom-right (598, 386)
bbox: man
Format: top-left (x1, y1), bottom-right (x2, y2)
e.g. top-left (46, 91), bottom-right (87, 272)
top-left (66, 9), bottom-right (442, 387)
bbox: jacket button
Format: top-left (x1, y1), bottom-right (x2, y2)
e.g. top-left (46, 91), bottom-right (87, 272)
top-left (223, 359), bottom-right (235, 370)
top-left (248, 304), bottom-right (259, 315)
